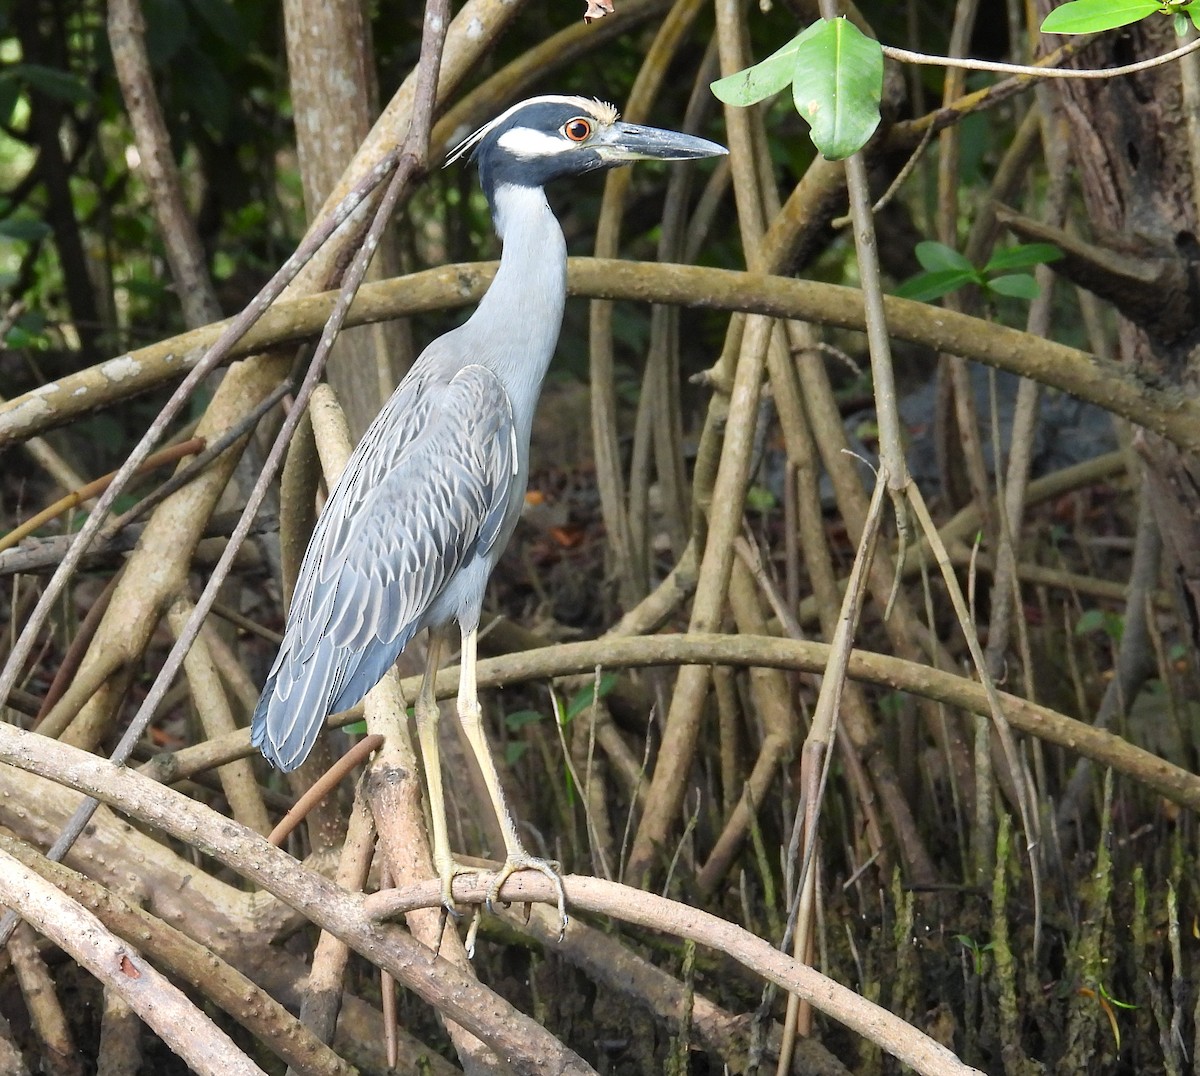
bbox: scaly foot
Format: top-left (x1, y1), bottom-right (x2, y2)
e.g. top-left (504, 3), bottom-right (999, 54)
top-left (485, 852), bottom-right (569, 939)
top-left (434, 855), bottom-right (478, 919)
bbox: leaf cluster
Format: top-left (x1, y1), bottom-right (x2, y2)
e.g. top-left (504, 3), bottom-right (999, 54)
top-left (896, 240), bottom-right (1063, 303)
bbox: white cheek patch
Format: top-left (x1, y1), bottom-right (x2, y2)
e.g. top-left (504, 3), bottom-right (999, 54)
top-left (497, 127), bottom-right (570, 158)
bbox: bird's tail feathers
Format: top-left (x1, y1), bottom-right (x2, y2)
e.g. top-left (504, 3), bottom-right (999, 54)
top-left (251, 629), bottom-right (414, 772)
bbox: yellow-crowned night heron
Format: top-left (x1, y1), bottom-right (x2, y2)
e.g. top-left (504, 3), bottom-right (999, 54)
top-left (252, 96), bottom-right (726, 921)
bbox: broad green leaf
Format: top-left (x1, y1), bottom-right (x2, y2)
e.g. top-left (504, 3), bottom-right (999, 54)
top-left (177, 47), bottom-right (231, 131)
top-left (984, 243), bottom-right (1063, 272)
top-left (1040, 0), bottom-right (1160, 35)
top-left (5, 326), bottom-right (41, 349)
top-left (0, 74), bottom-right (19, 126)
top-left (0, 218), bottom-right (52, 242)
top-left (1074, 608), bottom-right (1124, 641)
top-left (895, 268), bottom-right (977, 302)
top-left (142, 0), bottom-right (190, 65)
top-left (1074, 608), bottom-right (1108, 635)
top-left (188, 0), bottom-right (247, 47)
top-left (565, 673), bottom-right (618, 722)
top-left (915, 240), bottom-right (973, 273)
top-left (124, 277), bottom-right (169, 300)
top-left (711, 19), bottom-right (826, 106)
top-left (746, 486), bottom-right (777, 512)
top-left (1191, 3), bottom-right (1200, 31)
top-left (986, 273), bottom-right (1041, 299)
top-left (66, 418), bottom-right (134, 474)
top-left (15, 311), bottom-right (46, 333)
top-left (791, 18), bottom-right (883, 160)
top-left (505, 709), bottom-right (544, 731)
top-left (10, 63), bottom-right (94, 105)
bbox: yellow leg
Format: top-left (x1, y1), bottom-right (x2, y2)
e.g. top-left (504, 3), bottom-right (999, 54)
top-left (413, 631), bottom-right (465, 913)
top-left (456, 624), bottom-right (568, 935)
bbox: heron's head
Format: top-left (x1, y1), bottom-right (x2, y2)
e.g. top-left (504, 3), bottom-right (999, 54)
top-left (447, 95), bottom-right (726, 201)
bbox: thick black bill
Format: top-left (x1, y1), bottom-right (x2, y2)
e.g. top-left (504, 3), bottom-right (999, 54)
top-left (600, 122), bottom-right (728, 162)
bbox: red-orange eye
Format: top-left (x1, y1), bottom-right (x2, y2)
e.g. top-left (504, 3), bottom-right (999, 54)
top-left (563, 118), bottom-right (592, 142)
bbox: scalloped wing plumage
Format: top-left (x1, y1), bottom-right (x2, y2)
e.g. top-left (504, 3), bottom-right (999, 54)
top-left (251, 362), bottom-right (518, 771)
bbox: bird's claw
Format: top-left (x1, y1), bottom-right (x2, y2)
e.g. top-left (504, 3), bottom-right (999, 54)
top-left (485, 853), bottom-right (569, 940)
top-left (436, 858), bottom-right (478, 921)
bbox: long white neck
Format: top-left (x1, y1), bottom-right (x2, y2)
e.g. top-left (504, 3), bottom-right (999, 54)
top-left (461, 183), bottom-right (567, 435)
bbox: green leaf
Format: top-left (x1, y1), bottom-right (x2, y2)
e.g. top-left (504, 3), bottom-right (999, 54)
top-left (1191, 3), bottom-right (1200, 31)
top-left (986, 273), bottom-right (1041, 299)
top-left (0, 74), bottom-right (20, 126)
top-left (15, 311), bottom-right (46, 334)
top-left (915, 240), bottom-right (973, 273)
top-left (176, 47), bottom-right (231, 131)
top-left (1074, 608), bottom-right (1109, 635)
top-left (4, 325), bottom-right (44, 349)
top-left (746, 486), bottom-right (777, 512)
top-left (186, 0), bottom-right (247, 47)
top-left (0, 217), bottom-right (52, 242)
top-left (1040, 0), bottom-right (1160, 34)
top-left (791, 18), bottom-right (883, 160)
top-left (711, 19), bottom-right (826, 106)
top-left (565, 673), bottom-right (618, 722)
top-left (123, 277), bottom-right (169, 300)
top-left (1175, 11), bottom-right (1190, 35)
top-left (142, 0), bottom-right (191, 64)
top-left (505, 709), bottom-right (544, 732)
top-left (505, 741), bottom-right (530, 767)
top-left (895, 268), bottom-right (977, 302)
top-left (10, 63), bottom-right (94, 105)
top-left (984, 243), bottom-right (1063, 272)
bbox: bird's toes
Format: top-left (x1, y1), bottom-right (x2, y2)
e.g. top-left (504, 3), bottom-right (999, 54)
top-left (464, 906), bottom-right (483, 959)
top-left (436, 858), bottom-right (480, 920)
top-left (486, 854), bottom-right (569, 939)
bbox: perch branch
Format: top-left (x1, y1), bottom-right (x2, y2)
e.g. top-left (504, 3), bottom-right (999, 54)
top-left (143, 632), bottom-right (1200, 815)
top-left (4, 262), bottom-right (1196, 454)
top-left (0, 725), bottom-right (597, 1076)
top-left (367, 874), bottom-right (983, 1076)
top-left (0, 848), bottom-right (266, 1076)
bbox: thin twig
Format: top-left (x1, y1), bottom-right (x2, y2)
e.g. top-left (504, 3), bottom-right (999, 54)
top-left (0, 438), bottom-right (204, 554)
top-left (782, 470), bottom-right (888, 1057)
top-left (267, 736), bottom-right (385, 847)
top-left (883, 34), bottom-right (1200, 80)
top-left (294, 788), bottom-right (376, 1054)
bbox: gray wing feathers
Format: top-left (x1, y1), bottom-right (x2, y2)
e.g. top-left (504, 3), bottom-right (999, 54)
top-left (252, 364), bottom-right (518, 771)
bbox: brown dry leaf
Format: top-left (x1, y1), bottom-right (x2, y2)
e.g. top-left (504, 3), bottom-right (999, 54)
top-left (549, 524), bottom-right (585, 549)
top-left (583, 0), bottom-right (614, 23)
